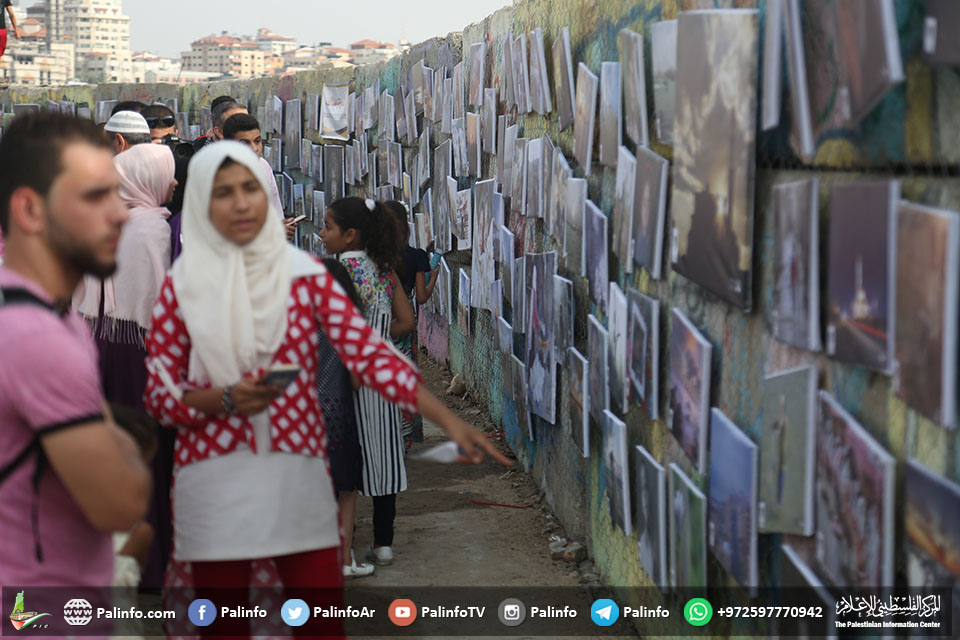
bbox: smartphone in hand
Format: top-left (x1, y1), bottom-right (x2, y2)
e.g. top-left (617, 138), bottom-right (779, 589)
top-left (260, 364), bottom-right (301, 389)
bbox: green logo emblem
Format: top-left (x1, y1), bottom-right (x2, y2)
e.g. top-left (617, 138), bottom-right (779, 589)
top-left (9, 591), bottom-right (52, 631)
top-left (683, 598), bottom-right (713, 627)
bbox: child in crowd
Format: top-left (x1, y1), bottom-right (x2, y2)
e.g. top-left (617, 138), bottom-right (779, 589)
top-left (318, 197), bottom-right (415, 567)
top-left (108, 403), bottom-right (157, 586)
top-left (382, 200), bottom-right (438, 449)
top-left (315, 258), bottom-right (374, 578)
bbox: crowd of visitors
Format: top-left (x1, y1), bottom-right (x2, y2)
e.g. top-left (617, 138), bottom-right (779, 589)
top-left (0, 101), bottom-right (508, 638)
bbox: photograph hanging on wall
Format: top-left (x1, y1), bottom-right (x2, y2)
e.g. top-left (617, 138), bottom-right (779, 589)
top-left (323, 145), bottom-right (345, 204)
top-left (388, 141), bottom-right (403, 188)
top-left (300, 139), bottom-right (312, 177)
top-left (923, 0), bottom-right (960, 66)
top-left (671, 9), bottom-right (758, 310)
top-left (433, 140), bottom-right (452, 250)
top-left (708, 408), bottom-right (759, 592)
top-left (613, 146), bottom-right (637, 272)
top-left (284, 99), bottom-right (302, 169)
top-left (524, 138), bottom-right (543, 218)
top-left (541, 136), bottom-right (555, 232)
top-left (800, 0), bottom-right (903, 138)
top-left (320, 83), bottom-right (350, 141)
top-left (292, 184), bottom-right (304, 218)
top-left (452, 61), bottom-right (465, 119)
top-left (511, 33), bottom-right (531, 115)
top-left (449, 178), bottom-right (472, 251)
top-left (599, 62), bottom-right (622, 168)
top-left (669, 308), bottom-right (712, 474)
top-left (632, 146), bottom-right (669, 279)
top-left (554, 275), bottom-right (573, 363)
top-left (502, 124), bottom-right (518, 196)
top-left (512, 355), bottom-right (533, 441)
top-left (587, 314), bottom-right (611, 426)
top-left (527, 29), bottom-right (545, 114)
top-left (345, 149), bottom-right (356, 187)
top-left (510, 138), bottom-right (528, 217)
top-left (826, 181), bottom-right (897, 373)
top-left (620, 28), bottom-right (649, 147)
top-left (608, 282), bottom-right (629, 416)
top-left (633, 290), bottom-right (659, 420)
top-left (566, 178), bottom-right (587, 277)
top-left (760, 365), bottom-right (817, 536)
top-left (442, 77), bottom-right (454, 134)
top-left (466, 112), bottom-right (481, 177)
top-left (472, 179), bottom-right (497, 311)
top-left (311, 144), bottom-right (323, 183)
top-left (815, 391), bottom-right (895, 589)
top-left (514, 257), bottom-right (525, 336)
top-left (650, 19), bottom-right (677, 145)
top-left (501, 30), bottom-right (515, 109)
top-left (627, 288), bottom-right (648, 406)
top-left (394, 90), bottom-right (407, 143)
top-left (772, 179), bottom-right (821, 351)
top-left (483, 88), bottom-right (497, 153)
top-left (584, 200), bottom-right (608, 316)
top-left (905, 459), bottom-right (960, 616)
top-left (380, 90), bottom-right (395, 142)
top-left (405, 91), bottom-right (418, 145)
top-left (451, 117), bottom-right (468, 178)
top-left (761, 0), bottom-right (784, 131)
top-left (418, 129), bottom-right (431, 188)
top-left (313, 191), bottom-right (326, 226)
top-left (780, 545), bottom-right (838, 639)
top-left (500, 225), bottom-right (515, 307)
top-left (569, 347), bottom-right (589, 458)
top-left (552, 27), bottom-right (576, 130)
top-left (573, 63), bottom-right (599, 176)
top-left (525, 252), bottom-right (557, 424)
top-left (603, 411), bottom-right (632, 536)
top-left (635, 445), bottom-right (667, 590)
top-left (894, 200), bottom-right (959, 429)
top-left (551, 149), bottom-right (571, 255)
top-left (468, 42), bottom-right (485, 107)
top-left (669, 462), bottom-right (707, 590)
top-left (498, 317), bottom-right (513, 357)
top-left (458, 268), bottom-right (471, 337)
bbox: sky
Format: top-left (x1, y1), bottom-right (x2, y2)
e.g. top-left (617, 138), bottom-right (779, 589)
top-left (123, 0), bottom-right (513, 58)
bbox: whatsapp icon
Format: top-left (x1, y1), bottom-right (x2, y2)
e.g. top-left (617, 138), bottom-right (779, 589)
top-left (683, 598), bottom-right (713, 627)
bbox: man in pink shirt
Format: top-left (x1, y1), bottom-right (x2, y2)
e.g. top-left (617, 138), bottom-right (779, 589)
top-left (0, 112), bottom-right (151, 588)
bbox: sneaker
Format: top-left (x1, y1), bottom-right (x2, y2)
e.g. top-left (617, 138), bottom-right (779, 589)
top-left (366, 545), bottom-right (394, 566)
top-left (342, 551), bottom-right (375, 578)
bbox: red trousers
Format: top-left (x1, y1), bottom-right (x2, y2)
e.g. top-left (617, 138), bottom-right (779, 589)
top-left (191, 547), bottom-right (345, 639)
top-left (0, 30), bottom-right (8, 58)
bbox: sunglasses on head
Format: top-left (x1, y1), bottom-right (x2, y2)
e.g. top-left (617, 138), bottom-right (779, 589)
top-left (145, 116), bottom-right (176, 128)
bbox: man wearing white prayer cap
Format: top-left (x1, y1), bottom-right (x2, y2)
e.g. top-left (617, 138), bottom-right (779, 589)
top-left (104, 111), bottom-right (152, 155)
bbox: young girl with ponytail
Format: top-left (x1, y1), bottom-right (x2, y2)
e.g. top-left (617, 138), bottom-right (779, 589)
top-left (318, 197), bottom-right (414, 569)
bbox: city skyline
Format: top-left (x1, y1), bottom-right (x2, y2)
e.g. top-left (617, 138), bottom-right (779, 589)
top-left (123, 0), bottom-right (512, 58)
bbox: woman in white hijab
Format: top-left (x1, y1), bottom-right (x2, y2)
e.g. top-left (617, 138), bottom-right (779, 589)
top-left (144, 142), bottom-right (508, 638)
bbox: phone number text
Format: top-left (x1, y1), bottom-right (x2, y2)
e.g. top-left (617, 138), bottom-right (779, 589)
top-left (717, 606), bottom-right (824, 619)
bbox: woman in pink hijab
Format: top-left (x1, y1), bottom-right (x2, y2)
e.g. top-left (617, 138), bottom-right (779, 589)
top-left (74, 142), bottom-right (177, 588)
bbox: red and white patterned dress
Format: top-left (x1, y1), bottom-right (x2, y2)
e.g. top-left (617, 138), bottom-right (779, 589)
top-left (144, 264), bottom-right (422, 567)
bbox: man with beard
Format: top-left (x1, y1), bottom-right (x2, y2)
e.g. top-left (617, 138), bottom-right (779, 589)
top-left (0, 113), bottom-right (151, 588)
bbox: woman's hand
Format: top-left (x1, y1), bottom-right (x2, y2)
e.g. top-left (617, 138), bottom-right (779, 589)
top-left (416, 384), bottom-right (512, 466)
top-left (231, 377), bottom-right (284, 416)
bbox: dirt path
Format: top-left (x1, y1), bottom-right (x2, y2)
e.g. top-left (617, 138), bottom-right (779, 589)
top-left (352, 355), bottom-right (581, 588)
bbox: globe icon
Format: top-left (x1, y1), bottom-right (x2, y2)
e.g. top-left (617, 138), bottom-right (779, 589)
top-left (63, 599), bottom-right (93, 626)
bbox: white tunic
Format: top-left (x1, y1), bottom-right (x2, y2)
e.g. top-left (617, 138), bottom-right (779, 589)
top-left (172, 412), bottom-right (339, 562)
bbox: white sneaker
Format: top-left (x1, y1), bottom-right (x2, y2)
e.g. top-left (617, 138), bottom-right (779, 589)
top-left (342, 550), bottom-right (375, 578)
top-left (366, 545), bottom-right (394, 566)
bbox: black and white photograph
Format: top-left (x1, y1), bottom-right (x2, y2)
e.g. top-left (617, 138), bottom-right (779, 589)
top-left (453, 61), bottom-right (465, 119)
top-left (388, 141), bottom-right (403, 189)
top-left (569, 347), bottom-right (590, 458)
top-left (284, 98), bottom-right (302, 169)
top-left (323, 144), bottom-right (345, 204)
top-left (472, 179), bottom-right (497, 311)
top-left (627, 287), bottom-right (647, 407)
top-left (511, 32), bottom-right (531, 114)
top-left (608, 282), bottom-right (629, 415)
top-left (483, 88), bottom-right (497, 153)
top-left (451, 117), bottom-right (468, 178)
top-left (554, 275), bottom-right (573, 363)
top-left (551, 148), bottom-right (571, 256)
top-left (468, 42), bottom-right (485, 108)
top-left (320, 83), bottom-right (350, 142)
top-left (631, 289), bottom-right (659, 420)
top-left (524, 138), bottom-right (543, 219)
top-left (566, 177), bottom-right (587, 277)
top-left (525, 252), bottom-right (557, 424)
top-left (466, 112), bottom-right (481, 177)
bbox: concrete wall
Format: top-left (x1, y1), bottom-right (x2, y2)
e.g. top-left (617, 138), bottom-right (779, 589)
top-left (5, 0), bottom-right (958, 635)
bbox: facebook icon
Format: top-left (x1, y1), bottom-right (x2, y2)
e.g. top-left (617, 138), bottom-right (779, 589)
top-left (188, 599), bottom-right (218, 627)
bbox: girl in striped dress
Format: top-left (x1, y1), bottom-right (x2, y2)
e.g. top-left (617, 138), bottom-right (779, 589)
top-left (319, 197), bottom-right (414, 566)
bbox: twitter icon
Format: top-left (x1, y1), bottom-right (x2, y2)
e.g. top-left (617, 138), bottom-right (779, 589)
top-left (281, 599), bottom-right (310, 627)
top-left (590, 599), bottom-right (619, 627)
